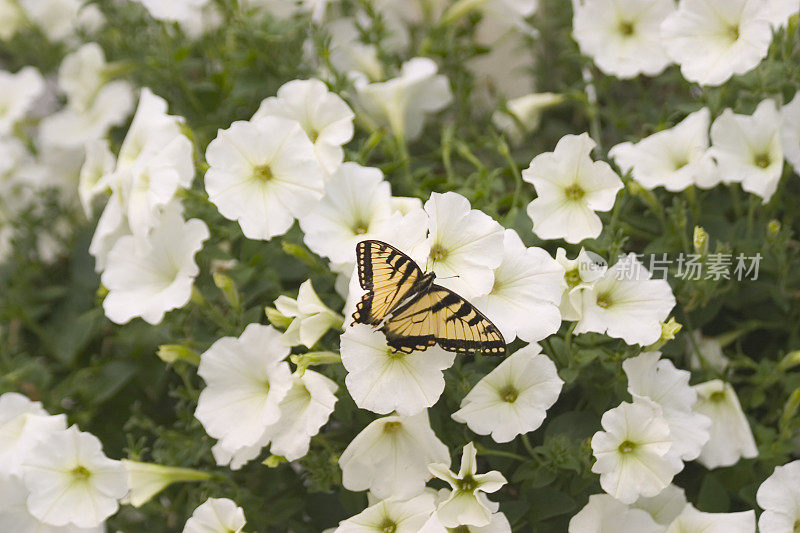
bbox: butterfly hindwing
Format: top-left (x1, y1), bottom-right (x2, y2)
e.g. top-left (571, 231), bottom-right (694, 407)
top-left (353, 240), bottom-right (423, 326)
top-left (382, 284), bottom-right (506, 356)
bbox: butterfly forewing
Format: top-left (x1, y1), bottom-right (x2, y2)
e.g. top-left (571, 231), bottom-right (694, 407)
top-left (353, 240), bottom-right (423, 325)
top-left (382, 285), bottom-right (506, 356)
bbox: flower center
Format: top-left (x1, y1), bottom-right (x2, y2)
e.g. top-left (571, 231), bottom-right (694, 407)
top-left (726, 23), bottom-right (740, 43)
top-left (253, 164), bottom-right (274, 182)
top-left (618, 440), bottom-right (636, 454)
top-left (352, 219), bottom-right (369, 235)
top-left (71, 465), bottom-right (92, 481)
top-left (617, 20), bottom-right (635, 36)
top-left (565, 268), bottom-right (581, 289)
top-left (456, 474), bottom-right (478, 492)
top-left (709, 391), bottom-right (726, 403)
top-left (450, 527), bottom-right (471, 533)
top-left (595, 292), bottom-right (612, 308)
top-left (793, 520), bottom-right (800, 533)
top-left (383, 421), bottom-right (403, 434)
top-left (673, 156), bottom-right (689, 171)
top-left (754, 153), bottom-right (771, 168)
top-left (498, 385), bottom-right (519, 403)
top-left (379, 519), bottom-right (397, 533)
top-left (430, 244), bottom-right (448, 262)
top-left (564, 184), bottom-right (585, 201)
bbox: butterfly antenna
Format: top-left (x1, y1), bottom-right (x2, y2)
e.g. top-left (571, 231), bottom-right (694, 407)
top-left (436, 274), bottom-right (461, 280)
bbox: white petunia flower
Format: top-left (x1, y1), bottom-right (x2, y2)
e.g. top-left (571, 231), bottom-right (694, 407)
top-left (253, 78), bottom-right (354, 174)
top-left (40, 82), bottom-right (135, 149)
top-left (273, 279), bottom-right (344, 348)
top-left (413, 191), bottom-right (505, 299)
top-left (89, 88), bottom-right (194, 270)
top-left (56, 43), bottom-right (107, 111)
top-left (492, 92), bottom-right (564, 144)
top-left (632, 484), bottom-right (688, 526)
top-left (116, 88), bottom-right (189, 172)
top-left (591, 400), bottom-right (682, 504)
top-left (576, 253), bottom-right (676, 346)
top-left (661, 0), bottom-right (773, 86)
top-left (473, 229), bottom-right (565, 343)
top-left (756, 460), bottom-right (800, 533)
top-left (335, 492), bottom-right (437, 533)
top-left (355, 57), bottom-right (453, 142)
top-left (18, 0), bottom-right (104, 42)
top-left (339, 411), bottom-right (450, 500)
top-left (665, 504), bottom-right (755, 533)
top-left (101, 203), bottom-right (209, 325)
top-left (428, 442), bottom-right (507, 528)
top-left (0, 475), bottom-right (104, 533)
top-left (40, 44), bottom-right (134, 149)
top-left (133, 0), bottom-right (209, 21)
top-left (195, 323), bottom-right (293, 464)
top-left (0, 393), bottom-right (67, 477)
top-left (610, 108), bottom-right (719, 191)
top-left (572, 0), bottom-right (675, 79)
top-left (0, 66), bottom-right (45, 136)
top-left (183, 498), bottom-right (245, 533)
top-left (22, 426), bottom-right (128, 528)
top-left (326, 19), bottom-right (386, 82)
top-left (452, 344), bottom-right (563, 443)
top-left (299, 163), bottom-right (394, 264)
top-left (205, 116), bottom-right (326, 240)
top-left (121, 460), bottom-right (212, 508)
top-left (781, 90), bottom-right (800, 175)
top-left (568, 493), bottom-right (665, 533)
top-left (710, 99), bottom-right (784, 203)
top-left (687, 331), bottom-right (729, 373)
top-left (466, 19), bottom-right (537, 104)
top-left (623, 352), bottom-right (711, 461)
top-left (266, 369), bottom-right (338, 461)
top-left (341, 324), bottom-right (455, 417)
top-left (555, 247), bottom-right (607, 321)
top-left (523, 133), bottom-right (623, 244)
top-left (693, 379), bottom-right (758, 469)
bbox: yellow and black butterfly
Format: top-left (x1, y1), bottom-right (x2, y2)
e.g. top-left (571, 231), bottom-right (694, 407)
top-left (352, 240), bottom-right (506, 356)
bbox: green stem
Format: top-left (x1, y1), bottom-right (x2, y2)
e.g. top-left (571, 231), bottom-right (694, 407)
top-left (520, 434), bottom-right (538, 459)
top-left (474, 445), bottom-right (527, 462)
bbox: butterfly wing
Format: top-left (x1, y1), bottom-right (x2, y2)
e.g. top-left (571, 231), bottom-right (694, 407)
top-left (352, 240), bottom-right (424, 326)
top-left (382, 284), bottom-right (506, 355)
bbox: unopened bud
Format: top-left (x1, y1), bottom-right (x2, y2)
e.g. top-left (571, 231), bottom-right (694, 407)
top-left (767, 219), bottom-right (781, 238)
top-left (157, 344), bottom-right (201, 366)
top-left (693, 226), bottom-right (708, 256)
top-left (262, 455), bottom-right (287, 468)
top-left (213, 272), bottom-right (240, 309)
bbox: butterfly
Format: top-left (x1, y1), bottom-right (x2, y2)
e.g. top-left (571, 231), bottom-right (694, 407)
top-left (351, 240), bottom-right (506, 356)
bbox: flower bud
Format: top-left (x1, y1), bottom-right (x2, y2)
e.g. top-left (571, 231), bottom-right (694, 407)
top-left (157, 344), bottom-right (200, 366)
top-left (213, 272), bottom-right (240, 309)
top-left (693, 226), bottom-right (708, 256)
top-left (767, 219), bottom-right (781, 238)
top-left (121, 460), bottom-right (212, 507)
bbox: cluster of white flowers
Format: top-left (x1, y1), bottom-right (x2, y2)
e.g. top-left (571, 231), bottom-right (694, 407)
top-left (0, 392), bottom-right (128, 530)
top-left (610, 94), bottom-right (800, 204)
top-left (194, 323), bottom-right (338, 468)
top-left (572, 0), bottom-right (797, 86)
top-left (0, 0), bottom-right (104, 43)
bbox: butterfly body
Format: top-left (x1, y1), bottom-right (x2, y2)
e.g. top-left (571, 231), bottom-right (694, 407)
top-left (352, 240), bottom-right (506, 356)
